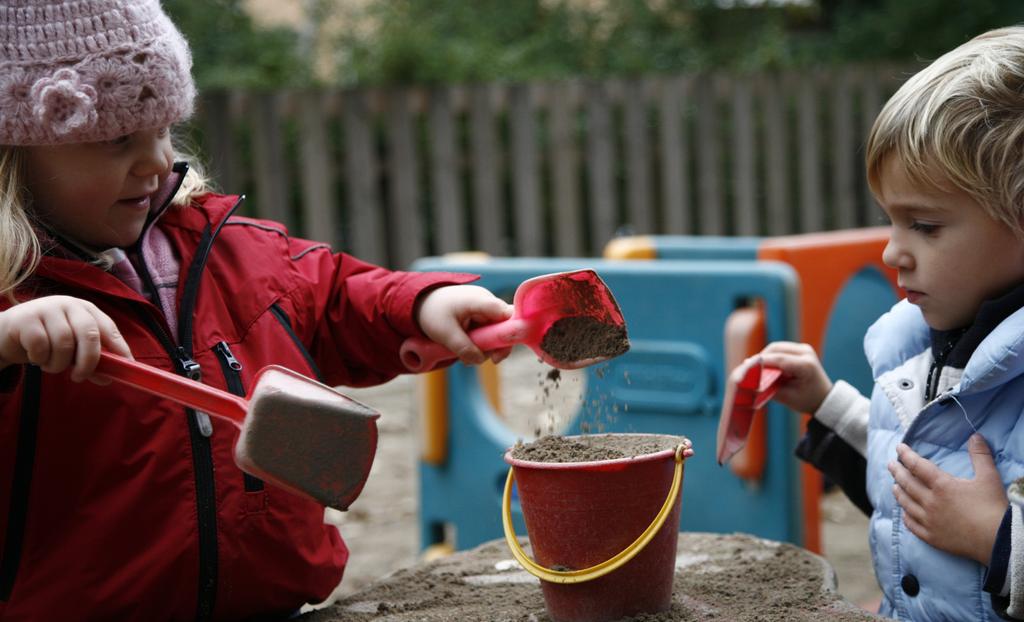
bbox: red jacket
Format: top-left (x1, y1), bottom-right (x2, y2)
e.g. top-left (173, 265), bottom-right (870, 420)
top-left (0, 189), bottom-right (474, 621)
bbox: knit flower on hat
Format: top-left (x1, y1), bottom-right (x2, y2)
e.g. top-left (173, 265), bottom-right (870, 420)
top-left (86, 58), bottom-right (142, 107)
top-left (31, 68), bottom-right (98, 137)
top-left (0, 68), bottom-right (36, 120)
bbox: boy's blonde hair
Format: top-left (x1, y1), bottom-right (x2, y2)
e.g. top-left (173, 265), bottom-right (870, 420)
top-left (0, 143), bottom-right (213, 302)
top-left (866, 26), bottom-right (1024, 238)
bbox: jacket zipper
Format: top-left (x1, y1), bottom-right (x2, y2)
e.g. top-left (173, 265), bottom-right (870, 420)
top-left (131, 191), bottom-right (246, 622)
top-left (0, 366), bottom-right (42, 601)
top-left (174, 347), bottom-right (218, 622)
top-left (174, 196), bottom-right (245, 622)
top-left (213, 342), bottom-right (264, 492)
top-left (129, 297), bottom-right (218, 622)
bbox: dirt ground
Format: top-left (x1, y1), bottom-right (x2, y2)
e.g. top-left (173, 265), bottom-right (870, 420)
top-left (302, 533), bottom-right (878, 621)
top-left (312, 348), bottom-right (883, 615)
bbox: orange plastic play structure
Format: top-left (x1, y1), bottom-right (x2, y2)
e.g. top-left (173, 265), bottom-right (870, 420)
top-left (757, 227), bottom-right (897, 552)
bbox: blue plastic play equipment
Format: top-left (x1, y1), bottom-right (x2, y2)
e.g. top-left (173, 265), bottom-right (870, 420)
top-left (414, 257), bottom-right (805, 552)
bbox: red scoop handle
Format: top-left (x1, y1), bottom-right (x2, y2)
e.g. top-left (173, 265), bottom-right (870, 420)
top-left (95, 352), bottom-right (249, 425)
top-left (400, 318), bottom-right (530, 372)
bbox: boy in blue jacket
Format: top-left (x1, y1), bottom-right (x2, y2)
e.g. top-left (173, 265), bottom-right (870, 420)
top-left (758, 26), bottom-right (1024, 621)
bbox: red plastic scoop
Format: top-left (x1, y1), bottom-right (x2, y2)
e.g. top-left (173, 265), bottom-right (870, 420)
top-left (716, 357), bottom-right (783, 465)
top-left (95, 351), bottom-right (380, 510)
top-left (400, 269), bottom-right (629, 373)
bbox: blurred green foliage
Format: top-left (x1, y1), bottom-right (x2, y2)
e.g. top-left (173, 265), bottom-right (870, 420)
top-left (334, 0), bottom-right (1024, 85)
top-left (164, 0), bottom-right (1024, 87)
top-left (804, 0), bottom-right (1024, 63)
top-left (164, 0), bottom-right (310, 88)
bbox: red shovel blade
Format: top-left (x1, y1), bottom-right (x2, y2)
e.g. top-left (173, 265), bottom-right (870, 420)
top-left (399, 269), bottom-right (629, 372)
top-left (716, 357), bottom-right (782, 465)
top-left (514, 269), bottom-right (629, 369)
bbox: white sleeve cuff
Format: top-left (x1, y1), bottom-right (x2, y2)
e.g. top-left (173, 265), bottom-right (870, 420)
top-left (1008, 504), bottom-right (1024, 616)
top-left (813, 380), bottom-right (870, 457)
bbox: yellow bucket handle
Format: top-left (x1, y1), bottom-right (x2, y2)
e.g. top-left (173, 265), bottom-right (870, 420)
top-left (501, 443), bottom-right (687, 584)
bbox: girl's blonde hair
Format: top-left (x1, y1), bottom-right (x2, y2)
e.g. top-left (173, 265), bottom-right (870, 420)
top-left (0, 141), bottom-right (213, 302)
top-left (0, 148), bottom-right (36, 304)
top-left (868, 26), bottom-right (1024, 238)
top-left (866, 26), bottom-right (1024, 238)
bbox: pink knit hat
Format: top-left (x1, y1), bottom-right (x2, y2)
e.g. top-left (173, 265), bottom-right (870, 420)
top-left (0, 0), bottom-right (196, 146)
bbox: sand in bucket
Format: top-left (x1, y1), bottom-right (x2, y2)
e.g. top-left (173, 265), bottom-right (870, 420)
top-left (503, 434), bottom-right (691, 622)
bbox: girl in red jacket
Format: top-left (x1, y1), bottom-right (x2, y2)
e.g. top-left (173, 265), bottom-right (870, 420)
top-left (0, 2), bottom-right (512, 620)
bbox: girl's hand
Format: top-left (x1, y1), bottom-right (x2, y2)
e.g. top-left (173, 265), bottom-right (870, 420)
top-left (415, 285), bottom-right (514, 366)
top-left (757, 341), bottom-right (833, 413)
top-left (0, 296), bottom-right (133, 383)
top-left (888, 435), bottom-right (1008, 564)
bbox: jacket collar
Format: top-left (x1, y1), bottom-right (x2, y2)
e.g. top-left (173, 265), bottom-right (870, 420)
top-left (867, 283), bottom-right (1024, 397)
top-left (932, 280), bottom-right (1024, 369)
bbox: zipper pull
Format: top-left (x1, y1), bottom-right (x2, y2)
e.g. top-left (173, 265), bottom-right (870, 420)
top-left (194, 412), bottom-right (213, 438)
top-left (177, 347), bottom-right (213, 437)
top-left (177, 346), bottom-right (202, 381)
top-left (214, 342), bottom-right (243, 371)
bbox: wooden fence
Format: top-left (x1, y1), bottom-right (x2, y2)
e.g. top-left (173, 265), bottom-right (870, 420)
top-left (192, 65), bottom-right (916, 269)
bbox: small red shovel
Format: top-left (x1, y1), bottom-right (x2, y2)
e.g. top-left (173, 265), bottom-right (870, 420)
top-left (400, 269), bottom-right (629, 373)
top-left (716, 357), bottom-right (783, 465)
top-left (95, 351), bottom-right (380, 510)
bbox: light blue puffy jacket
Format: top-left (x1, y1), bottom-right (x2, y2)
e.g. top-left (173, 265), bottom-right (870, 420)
top-left (865, 300), bottom-right (1024, 621)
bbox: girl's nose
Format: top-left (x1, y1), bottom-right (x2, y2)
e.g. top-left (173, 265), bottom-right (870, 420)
top-left (131, 132), bottom-right (173, 178)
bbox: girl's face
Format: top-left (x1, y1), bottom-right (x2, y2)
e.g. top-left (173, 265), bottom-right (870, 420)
top-left (24, 127), bottom-right (174, 250)
top-left (878, 156), bottom-right (1024, 330)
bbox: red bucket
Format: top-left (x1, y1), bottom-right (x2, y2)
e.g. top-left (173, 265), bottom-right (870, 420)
top-left (502, 434), bottom-right (689, 622)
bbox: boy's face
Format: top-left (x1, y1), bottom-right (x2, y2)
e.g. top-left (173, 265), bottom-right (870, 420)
top-left (878, 156), bottom-right (1024, 330)
top-left (24, 127), bottom-right (174, 250)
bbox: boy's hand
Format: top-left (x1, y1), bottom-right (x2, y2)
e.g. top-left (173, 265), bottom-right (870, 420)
top-left (889, 435), bottom-right (1008, 565)
top-left (415, 285), bottom-right (514, 366)
top-left (0, 296), bottom-right (132, 384)
top-left (757, 341), bottom-right (833, 413)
